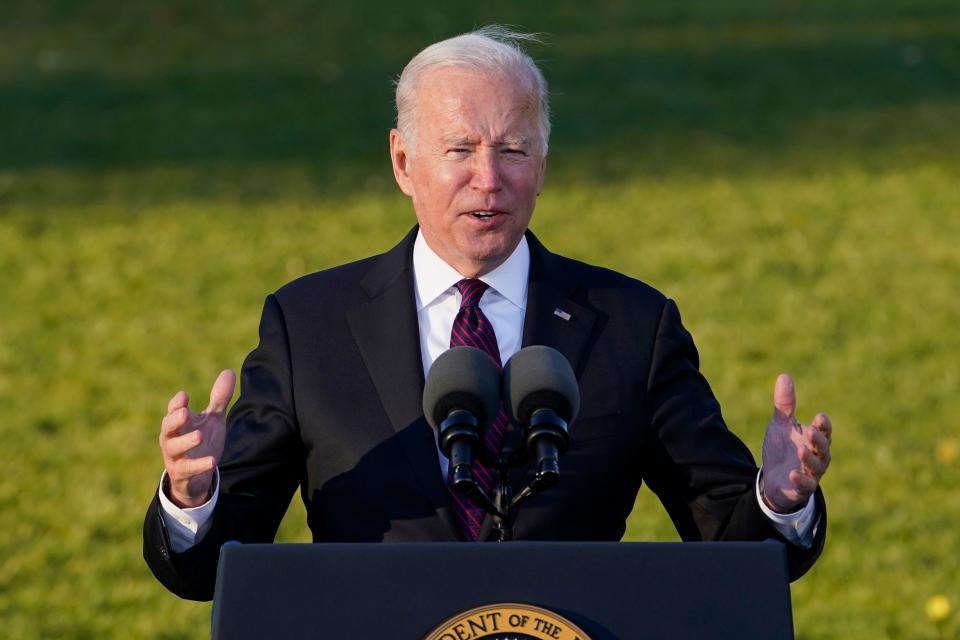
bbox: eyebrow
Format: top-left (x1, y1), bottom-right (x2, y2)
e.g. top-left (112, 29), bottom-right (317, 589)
top-left (501, 135), bottom-right (531, 147)
top-left (443, 136), bottom-right (532, 147)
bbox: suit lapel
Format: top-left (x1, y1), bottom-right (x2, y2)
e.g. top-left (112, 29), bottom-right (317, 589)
top-left (521, 232), bottom-right (597, 375)
top-left (346, 227), bottom-right (460, 540)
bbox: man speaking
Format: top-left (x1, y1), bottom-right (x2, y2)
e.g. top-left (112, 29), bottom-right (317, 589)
top-left (144, 26), bottom-right (832, 601)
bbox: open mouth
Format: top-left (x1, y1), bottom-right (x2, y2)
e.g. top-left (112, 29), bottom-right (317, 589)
top-left (471, 210), bottom-right (501, 220)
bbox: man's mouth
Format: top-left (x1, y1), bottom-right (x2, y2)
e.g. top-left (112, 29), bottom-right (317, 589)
top-left (471, 210), bottom-right (501, 220)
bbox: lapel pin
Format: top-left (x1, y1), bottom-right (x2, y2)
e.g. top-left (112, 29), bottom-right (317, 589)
top-left (553, 308), bottom-right (572, 322)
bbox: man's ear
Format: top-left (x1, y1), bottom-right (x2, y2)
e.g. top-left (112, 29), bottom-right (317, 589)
top-left (390, 129), bottom-right (415, 197)
top-left (536, 154), bottom-right (548, 196)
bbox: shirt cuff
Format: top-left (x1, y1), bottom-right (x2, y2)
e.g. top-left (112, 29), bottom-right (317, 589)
top-left (157, 468), bottom-right (219, 553)
top-left (755, 467), bottom-right (819, 549)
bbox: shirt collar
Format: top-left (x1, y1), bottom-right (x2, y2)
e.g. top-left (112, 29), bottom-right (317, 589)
top-left (413, 230), bottom-right (530, 311)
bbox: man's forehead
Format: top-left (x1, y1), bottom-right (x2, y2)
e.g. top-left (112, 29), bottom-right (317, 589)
top-left (416, 70), bottom-right (536, 120)
top-left (426, 108), bottom-right (538, 148)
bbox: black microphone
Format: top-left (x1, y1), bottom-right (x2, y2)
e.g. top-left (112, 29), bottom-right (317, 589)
top-left (422, 346), bottom-right (501, 493)
top-left (503, 345), bottom-right (580, 490)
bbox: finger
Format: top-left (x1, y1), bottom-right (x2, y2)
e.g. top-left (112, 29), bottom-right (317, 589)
top-left (788, 468), bottom-right (818, 495)
top-left (807, 427), bottom-right (831, 458)
top-left (807, 433), bottom-right (832, 473)
top-left (167, 390), bottom-right (189, 415)
top-left (773, 373), bottom-right (796, 425)
top-left (174, 455), bottom-right (217, 478)
top-left (812, 412), bottom-right (832, 442)
top-left (164, 430), bottom-right (203, 458)
top-left (160, 407), bottom-right (189, 438)
top-left (206, 369), bottom-right (237, 414)
top-left (798, 445), bottom-right (828, 478)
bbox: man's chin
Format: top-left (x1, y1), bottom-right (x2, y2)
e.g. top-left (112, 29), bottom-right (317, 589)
top-left (460, 240), bottom-right (521, 275)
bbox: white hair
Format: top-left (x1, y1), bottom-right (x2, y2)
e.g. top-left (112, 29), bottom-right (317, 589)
top-left (395, 25), bottom-right (551, 156)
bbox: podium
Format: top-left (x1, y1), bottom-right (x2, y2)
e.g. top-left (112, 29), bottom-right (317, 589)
top-left (211, 541), bottom-right (794, 639)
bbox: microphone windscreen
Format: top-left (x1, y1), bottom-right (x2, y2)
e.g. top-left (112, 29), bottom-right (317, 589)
top-left (504, 345), bottom-right (580, 425)
top-left (422, 346), bottom-right (501, 432)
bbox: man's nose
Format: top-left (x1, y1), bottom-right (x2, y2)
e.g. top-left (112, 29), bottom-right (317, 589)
top-left (470, 148), bottom-right (502, 192)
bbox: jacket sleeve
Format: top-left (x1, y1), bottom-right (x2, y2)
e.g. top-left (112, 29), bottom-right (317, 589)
top-left (143, 294), bottom-right (305, 600)
top-left (640, 298), bottom-right (826, 581)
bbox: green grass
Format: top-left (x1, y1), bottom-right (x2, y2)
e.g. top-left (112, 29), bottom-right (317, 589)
top-left (1, 1), bottom-right (959, 638)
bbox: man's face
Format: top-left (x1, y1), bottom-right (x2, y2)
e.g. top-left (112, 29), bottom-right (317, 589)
top-left (390, 67), bottom-right (547, 278)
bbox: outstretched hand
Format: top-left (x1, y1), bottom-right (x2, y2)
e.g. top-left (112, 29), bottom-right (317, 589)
top-left (159, 370), bottom-right (236, 508)
top-left (760, 373), bottom-right (832, 513)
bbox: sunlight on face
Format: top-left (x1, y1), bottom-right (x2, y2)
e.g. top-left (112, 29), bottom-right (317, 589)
top-left (390, 67), bottom-right (547, 277)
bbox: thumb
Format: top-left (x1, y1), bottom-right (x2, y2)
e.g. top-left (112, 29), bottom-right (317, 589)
top-left (207, 369), bottom-right (237, 414)
top-left (773, 373), bottom-right (796, 424)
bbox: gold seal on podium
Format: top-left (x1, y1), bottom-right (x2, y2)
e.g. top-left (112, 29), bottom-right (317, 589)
top-left (424, 603), bottom-right (592, 640)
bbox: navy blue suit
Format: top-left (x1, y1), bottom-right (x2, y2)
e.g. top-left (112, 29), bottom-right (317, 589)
top-left (144, 227), bottom-right (825, 600)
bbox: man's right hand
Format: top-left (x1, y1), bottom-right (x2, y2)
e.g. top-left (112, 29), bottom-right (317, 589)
top-left (159, 369), bottom-right (236, 508)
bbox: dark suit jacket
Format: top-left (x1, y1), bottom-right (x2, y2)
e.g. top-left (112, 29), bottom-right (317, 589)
top-left (144, 226), bottom-right (826, 600)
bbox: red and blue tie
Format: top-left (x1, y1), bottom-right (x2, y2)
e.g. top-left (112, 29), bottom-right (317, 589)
top-left (446, 278), bottom-right (508, 540)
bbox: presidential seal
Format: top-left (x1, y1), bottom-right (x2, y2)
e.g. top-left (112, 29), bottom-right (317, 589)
top-left (423, 603), bottom-right (592, 640)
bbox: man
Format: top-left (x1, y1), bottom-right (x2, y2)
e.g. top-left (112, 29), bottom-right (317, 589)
top-left (145, 26), bottom-right (832, 601)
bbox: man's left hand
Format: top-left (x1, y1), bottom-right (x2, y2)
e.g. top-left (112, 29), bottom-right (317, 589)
top-left (760, 373), bottom-right (833, 513)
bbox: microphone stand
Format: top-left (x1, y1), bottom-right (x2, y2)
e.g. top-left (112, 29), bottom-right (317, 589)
top-left (473, 448), bottom-right (566, 542)
top-left (492, 462), bottom-right (513, 542)
top-left (450, 453), bottom-right (535, 542)
top-left (453, 412), bottom-right (570, 542)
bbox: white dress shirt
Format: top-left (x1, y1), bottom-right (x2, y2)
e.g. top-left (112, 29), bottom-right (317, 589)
top-left (412, 231), bottom-right (529, 478)
top-left (159, 230), bottom-right (817, 551)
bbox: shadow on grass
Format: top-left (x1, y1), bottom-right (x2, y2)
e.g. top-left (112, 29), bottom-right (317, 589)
top-left (1, 1), bottom-right (958, 199)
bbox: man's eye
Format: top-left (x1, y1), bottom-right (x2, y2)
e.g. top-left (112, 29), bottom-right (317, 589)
top-left (448, 148), bottom-right (470, 154)
top-left (503, 148), bottom-right (526, 156)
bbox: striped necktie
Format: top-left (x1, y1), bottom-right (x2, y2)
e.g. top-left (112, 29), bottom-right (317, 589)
top-left (446, 278), bottom-right (508, 540)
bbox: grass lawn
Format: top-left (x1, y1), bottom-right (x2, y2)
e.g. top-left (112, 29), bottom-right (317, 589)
top-left (1, 1), bottom-right (958, 638)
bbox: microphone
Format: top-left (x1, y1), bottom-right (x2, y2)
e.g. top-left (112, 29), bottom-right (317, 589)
top-left (422, 346), bottom-right (501, 493)
top-left (503, 345), bottom-right (580, 490)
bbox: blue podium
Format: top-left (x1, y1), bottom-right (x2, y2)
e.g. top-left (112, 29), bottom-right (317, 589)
top-left (211, 541), bottom-right (794, 639)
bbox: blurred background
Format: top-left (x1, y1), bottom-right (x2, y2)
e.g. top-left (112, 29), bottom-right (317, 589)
top-left (1, 1), bottom-right (958, 637)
